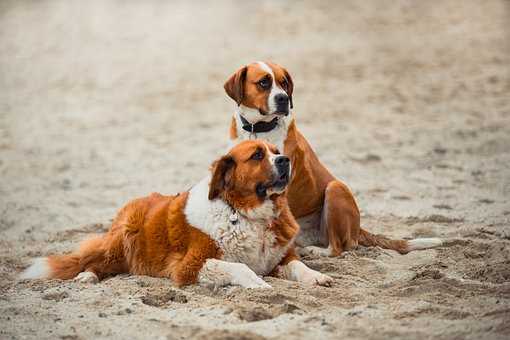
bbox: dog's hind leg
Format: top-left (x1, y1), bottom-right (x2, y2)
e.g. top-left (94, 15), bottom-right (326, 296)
top-left (56, 233), bottom-right (126, 283)
top-left (74, 232), bottom-right (128, 282)
top-left (300, 180), bottom-right (360, 257)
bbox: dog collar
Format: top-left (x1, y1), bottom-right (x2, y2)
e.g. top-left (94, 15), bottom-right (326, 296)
top-left (239, 115), bottom-right (279, 134)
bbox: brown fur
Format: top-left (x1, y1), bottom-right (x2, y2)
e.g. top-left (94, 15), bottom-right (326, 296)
top-left (269, 195), bottom-right (301, 248)
top-left (224, 66), bottom-right (247, 106)
top-left (266, 61), bottom-right (294, 109)
top-left (224, 62), bottom-right (294, 115)
top-left (229, 116), bottom-right (238, 139)
top-left (47, 192), bottom-right (222, 286)
top-left (43, 140), bottom-right (302, 285)
top-left (211, 141), bottom-right (280, 213)
top-left (226, 62), bottom-right (415, 255)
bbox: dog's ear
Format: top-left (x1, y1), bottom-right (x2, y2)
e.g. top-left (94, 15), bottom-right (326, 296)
top-left (224, 66), bottom-right (248, 106)
top-left (208, 155), bottom-right (236, 200)
top-left (282, 67), bottom-right (294, 109)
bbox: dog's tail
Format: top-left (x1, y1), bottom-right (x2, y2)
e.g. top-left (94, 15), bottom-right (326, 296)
top-left (19, 255), bottom-right (82, 280)
top-left (359, 228), bottom-right (442, 254)
top-left (20, 236), bottom-right (105, 280)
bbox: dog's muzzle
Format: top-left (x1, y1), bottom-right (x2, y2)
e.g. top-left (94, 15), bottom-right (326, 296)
top-left (274, 93), bottom-right (290, 116)
top-left (256, 156), bottom-right (291, 199)
top-left (272, 155), bottom-right (290, 188)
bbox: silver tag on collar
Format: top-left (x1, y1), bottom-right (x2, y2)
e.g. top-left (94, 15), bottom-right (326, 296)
top-left (229, 210), bottom-right (239, 225)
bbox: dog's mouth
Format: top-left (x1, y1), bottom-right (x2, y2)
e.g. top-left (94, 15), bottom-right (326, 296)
top-left (256, 173), bottom-right (289, 199)
top-left (271, 172), bottom-right (289, 189)
top-left (273, 110), bottom-right (289, 116)
top-left (258, 108), bottom-right (289, 117)
top-left (274, 104), bottom-right (290, 116)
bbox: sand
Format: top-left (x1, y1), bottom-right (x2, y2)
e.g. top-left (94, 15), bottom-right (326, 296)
top-left (1, 0), bottom-right (509, 339)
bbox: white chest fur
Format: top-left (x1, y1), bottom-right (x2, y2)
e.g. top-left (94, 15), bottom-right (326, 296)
top-left (184, 176), bottom-right (291, 275)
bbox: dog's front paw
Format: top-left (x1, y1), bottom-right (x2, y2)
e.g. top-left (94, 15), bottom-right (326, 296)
top-left (313, 272), bottom-right (333, 287)
top-left (74, 271), bottom-right (99, 283)
top-left (231, 263), bottom-right (272, 289)
top-left (299, 246), bottom-right (332, 257)
top-left (244, 276), bottom-right (272, 289)
top-left (286, 260), bottom-right (333, 287)
top-left (300, 270), bottom-right (333, 287)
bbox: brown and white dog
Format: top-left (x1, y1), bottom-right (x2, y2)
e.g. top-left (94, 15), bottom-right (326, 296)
top-left (20, 140), bottom-right (332, 288)
top-left (225, 61), bottom-right (442, 257)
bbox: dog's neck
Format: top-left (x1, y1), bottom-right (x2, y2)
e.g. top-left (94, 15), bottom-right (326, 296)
top-left (185, 175), bottom-right (278, 229)
top-left (232, 108), bottom-right (293, 153)
top-left (239, 115), bottom-right (280, 134)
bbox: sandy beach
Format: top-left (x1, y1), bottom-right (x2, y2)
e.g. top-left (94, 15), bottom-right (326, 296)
top-left (1, 0), bottom-right (509, 339)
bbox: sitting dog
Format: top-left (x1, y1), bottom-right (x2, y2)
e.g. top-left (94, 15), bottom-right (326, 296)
top-left (20, 140), bottom-right (332, 288)
top-left (224, 61), bottom-right (442, 256)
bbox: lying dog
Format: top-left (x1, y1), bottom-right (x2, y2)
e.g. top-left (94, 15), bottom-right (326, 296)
top-left (225, 61), bottom-right (442, 256)
top-left (21, 140), bottom-right (332, 288)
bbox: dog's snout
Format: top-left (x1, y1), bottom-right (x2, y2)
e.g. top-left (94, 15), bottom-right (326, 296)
top-left (274, 155), bottom-right (290, 186)
top-left (274, 93), bottom-right (289, 106)
top-left (275, 156), bottom-right (290, 167)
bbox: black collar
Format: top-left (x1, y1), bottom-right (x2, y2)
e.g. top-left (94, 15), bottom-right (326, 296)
top-left (239, 115), bottom-right (279, 134)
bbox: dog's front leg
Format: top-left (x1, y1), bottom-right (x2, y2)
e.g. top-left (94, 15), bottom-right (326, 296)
top-left (198, 259), bottom-right (271, 289)
top-left (277, 260), bottom-right (333, 286)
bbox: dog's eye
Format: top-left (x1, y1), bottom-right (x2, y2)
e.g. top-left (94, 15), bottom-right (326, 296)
top-left (258, 77), bottom-right (271, 90)
top-left (274, 149), bottom-right (280, 155)
top-left (251, 149), bottom-right (264, 161)
top-left (281, 79), bottom-right (288, 89)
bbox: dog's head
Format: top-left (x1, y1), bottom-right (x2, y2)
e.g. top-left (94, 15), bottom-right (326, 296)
top-left (208, 140), bottom-right (291, 213)
top-left (224, 61), bottom-right (294, 123)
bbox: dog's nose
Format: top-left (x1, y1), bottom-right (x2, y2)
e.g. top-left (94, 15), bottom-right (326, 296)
top-left (274, 93), bottom-right (289, 106)
top-left (275, 156), bottom-right (290, 167)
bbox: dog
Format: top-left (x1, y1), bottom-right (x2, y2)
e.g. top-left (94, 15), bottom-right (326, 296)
top-left (20, 140), bottom-right (332, 288)
top-left (224, 61), bottom-right (442, 257)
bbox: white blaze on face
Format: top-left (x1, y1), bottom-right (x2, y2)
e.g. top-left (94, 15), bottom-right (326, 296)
top-left (257, 61), bottom-right (288, 115)
top-left (267, 143), bottom-right (278, 167)
top-left (235, 61), bottom-right (292, 135)
top-left (267, 143), bottom-right (279, 178)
